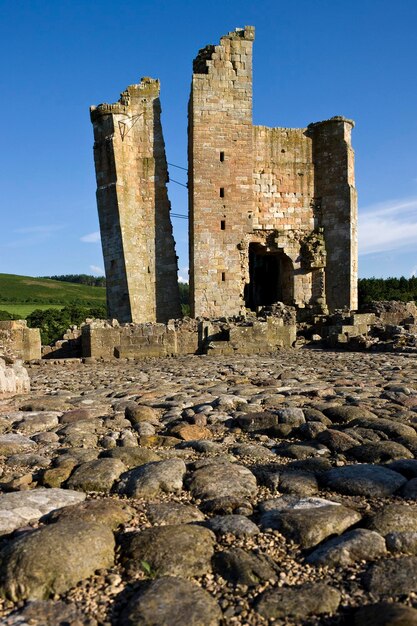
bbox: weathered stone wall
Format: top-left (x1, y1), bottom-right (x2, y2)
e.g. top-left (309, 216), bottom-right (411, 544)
top-left (309, 302), bottom-right (417, 352)
top-left (81, 319), bottom-right (200, 360)
top-left (0, 321), bottom-right (41, 361)
top-left (308, 118), bottom-right (358, 311)
top-left (81, 314), bottom-right (295, 359)
top-left (252, 127), bottom-right (314, 232)
top-left (361, 301), bottom-right (417, 326)
top-left (91, 77), bottom-right (181, 324)
top-left (189, 26), bottom-right (255, 318)
top-left (251, 126), bottom-right (321, 308)
top-left (204, 317), bottom-right (296, 355)
top-left (188, 26), bottom-right (357, 317)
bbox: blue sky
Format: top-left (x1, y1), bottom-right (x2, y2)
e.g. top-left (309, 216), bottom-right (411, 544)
top-left (0, 0), bottom-right (416, 281)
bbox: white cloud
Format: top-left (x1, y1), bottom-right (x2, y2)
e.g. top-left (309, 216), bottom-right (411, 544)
top-left (178, 266), bottom-right (189, 283)
top-left (3, 224), bottom-right (66, 248)
top-left (81, 231), bottom-right (101, 243)
top-left (359, 196), bottom-right (417, 256)
top-left (90, 264), bottom-right (105, 275)
top-left (14, 224), bottom-right (65, 234)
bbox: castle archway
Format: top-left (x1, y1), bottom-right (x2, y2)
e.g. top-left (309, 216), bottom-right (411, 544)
top-left (245, 243), bottom-right (294, 310)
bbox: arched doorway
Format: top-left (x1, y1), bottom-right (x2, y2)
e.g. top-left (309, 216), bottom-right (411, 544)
top-left (245, 243), bottom-right (293, 310)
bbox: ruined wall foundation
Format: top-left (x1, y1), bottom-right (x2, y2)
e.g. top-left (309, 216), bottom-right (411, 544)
top-left (81, 311), bottom-right (297, 359)
top-left (0, 321), bottom-right (41, 362)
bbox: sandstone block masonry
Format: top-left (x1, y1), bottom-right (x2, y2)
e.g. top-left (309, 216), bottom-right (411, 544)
top-left (91, 78), bottom-right (181, 324)
top-left (81, 312), bottom-right (296, 359)
top-left (90, 26), bottom-right (357, 325)
top-left (0, 321), bottom-right (41, 362)
top-left (188, 26), bottom-right (357, 318)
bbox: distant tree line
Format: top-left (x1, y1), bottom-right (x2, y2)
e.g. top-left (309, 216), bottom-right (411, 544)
top-left (39, 274), bottom-right (106, 287)
top-left (358, 277), bottom-right (417, 305)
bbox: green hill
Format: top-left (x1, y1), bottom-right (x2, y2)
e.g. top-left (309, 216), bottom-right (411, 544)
top-left (0, 273), bottom-right (106, 318)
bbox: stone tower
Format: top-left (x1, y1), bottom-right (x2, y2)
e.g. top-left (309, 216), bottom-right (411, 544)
top-left (188, 27), bottom-right (358, 317)
top-left (90, 77), bottom-right (181, 323)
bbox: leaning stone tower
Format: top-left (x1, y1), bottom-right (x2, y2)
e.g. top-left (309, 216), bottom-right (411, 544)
top-left (90, 77), bottom-right (181, 323)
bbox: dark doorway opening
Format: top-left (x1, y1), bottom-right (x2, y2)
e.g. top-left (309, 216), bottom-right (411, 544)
top-left (245, 243), bottom-right (293, 310)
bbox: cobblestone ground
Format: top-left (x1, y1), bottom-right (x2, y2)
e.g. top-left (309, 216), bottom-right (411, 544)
top-left (1, 348), bottom-right (417, 625)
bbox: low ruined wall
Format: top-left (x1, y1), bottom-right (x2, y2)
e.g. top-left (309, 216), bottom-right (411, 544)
top-left (229, 318), bottom-right (296, 353)
top-left (82, 315), bottom-right (296, 359)
top-left (205, 317), bottom-right (296, 355)
top-left (317, 302), bottom-right (417, 352)
top-left (42, 327), bottom-right (82, 359)
top-left (0, 358), bottom-right (30, 396)
top-left (0, 321), bottom-right (41, 361)
top-left (81, 319), bottom-right (200, 359)
top-left (362, 301), bottom-right (417, 326)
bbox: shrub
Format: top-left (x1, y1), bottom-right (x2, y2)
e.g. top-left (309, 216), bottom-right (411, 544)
top-left (0, 310), bottom-right (20, 321)
top-left (27, 304), bottom-right (107, 345)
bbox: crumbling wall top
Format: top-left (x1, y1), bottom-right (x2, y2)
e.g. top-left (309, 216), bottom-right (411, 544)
top-left (192, 25), bottom-right (255, 74)
top-left (90, 77), bottom-right (160, 121)
top-left (221, 25), bottom-right (255, 41)
top-left (307, 115), bottom-right (355, 130)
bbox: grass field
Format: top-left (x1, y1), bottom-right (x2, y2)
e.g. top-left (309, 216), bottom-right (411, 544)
top-left (0, 273), bottom-right (106, 318)
top-left (0, 304), bottom-right (65, 317)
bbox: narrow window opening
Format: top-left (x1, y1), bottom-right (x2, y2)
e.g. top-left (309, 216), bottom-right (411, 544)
top-left (219, 187), bottom-right (224, 198)
top-left (220, 151), bottom-right (225, 162)
top-left (221, 272), bottom-right (226, 282)
top-left (220, 219), bottom-right (226, 230)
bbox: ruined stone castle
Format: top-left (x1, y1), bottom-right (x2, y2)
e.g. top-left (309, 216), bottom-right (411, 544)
top-left (91, 26), bottom-right (358, 324)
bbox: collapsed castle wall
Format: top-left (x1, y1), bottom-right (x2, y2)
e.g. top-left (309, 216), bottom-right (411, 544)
top-left (81, 319), bottom-right (200, 360)
top-left (89, 26), bottom-right (357, 326)
top-left (188, 26), bottom-right (358, 318)
top-left (81, 311), bottom-right (296, 359)
top-left (318, 302), bottom-right (417, 352)
top-left (90, 78), bottom-right (181, 324)
top-left (251, 126), bottom-right (319, 308)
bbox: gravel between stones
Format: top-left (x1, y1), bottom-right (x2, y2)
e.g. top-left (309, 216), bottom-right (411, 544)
top-left (0, 350), bottom-right (417, 624)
